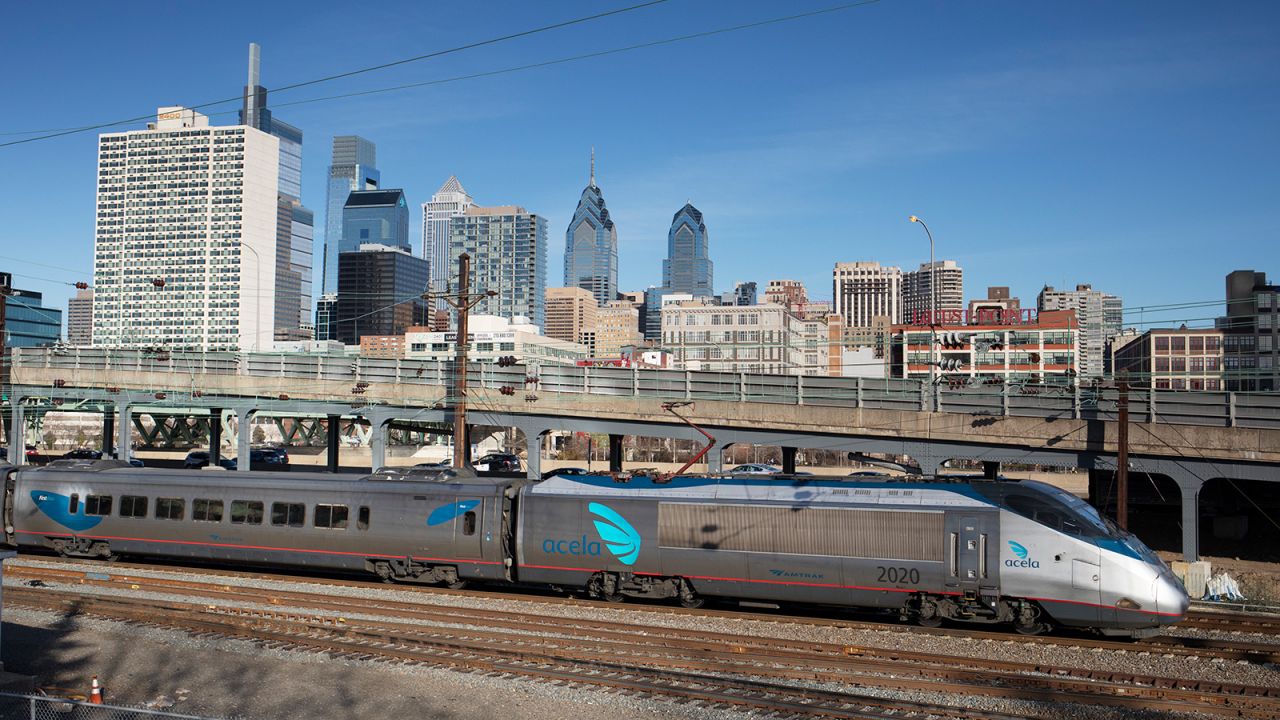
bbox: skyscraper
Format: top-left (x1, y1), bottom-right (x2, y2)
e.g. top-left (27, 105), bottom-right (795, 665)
top-left (93, 107), bottom-right (279, 351)
top-left (832, 262), bottom-right (902, 328)
top-left (663, 203), bottom-right (713, 298)
top-left (343, 190), bottom-right (410, 253)
top-left (334, 245), bottom-right (429, 345)
top-left (545, 286), bottom-right (598, 345)
top-left (449, 205), bottom-right (548, 328)
top-left (66, 288), bottom-right (93, 346)
top-left (322, 136), bottom-right (380, 295)
top-left (1037, 283), bottom-right (1123, 379)
top-left (238, 43), bottom-right (314, 342)
top-left (902, 260), bottom-right (964, 323)
top-left (422, 176), bottom-right (474, 297)
top-left (563, 150), bottom-right (618, 306)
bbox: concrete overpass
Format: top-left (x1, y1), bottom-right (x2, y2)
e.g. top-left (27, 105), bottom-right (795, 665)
top-left (7, 347), bottom-right (1280, 560)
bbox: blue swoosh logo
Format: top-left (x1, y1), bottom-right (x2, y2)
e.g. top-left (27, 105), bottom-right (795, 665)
top-left (1008, 540), bottom-right (1028, 559)
top-left (589, 502), bottom-right (641, 565)
top-left (427, 500), bottom-right (480, 526)
top-left (31, 490), bottom-right (103, 532)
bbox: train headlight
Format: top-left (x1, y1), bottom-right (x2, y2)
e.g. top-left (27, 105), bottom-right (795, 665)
top-left (1115, 597), bottom-right (1143, 610)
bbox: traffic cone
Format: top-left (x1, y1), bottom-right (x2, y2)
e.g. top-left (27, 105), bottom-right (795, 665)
top-left (89, 676), bottom-right (103, 705)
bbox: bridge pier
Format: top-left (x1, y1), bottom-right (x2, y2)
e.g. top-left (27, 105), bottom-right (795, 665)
top-left (368, 412), bottom-right (391, 471)
top-left (101, 411), bottom-right (114, 456)
top-left (7, 394), bottom-right (23, 467)
top-left (608, 434), bottom-right (624, 473)
top-left (525, 431), bottom-right (544, 480)
top-left (326, 415), bottom-right (340, 473)
top-left (209, 408), bottom-right (222, 465)
top-left (707, 444), bottom-right (725, 473)
top-left (235, 408), bottom-right (253, 472)
top-left (782, 446), bottom-right (797, 474)
top-left (1180, 482), bottom-right (1200, 562)
top-left (115, 399), bottom-right (132, 462)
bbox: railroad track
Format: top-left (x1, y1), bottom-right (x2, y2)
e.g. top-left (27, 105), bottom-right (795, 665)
top-left (7, 562), bottom-right (1280, 718)
top-left (1180, 609), bottom-right (1280, 635)
top-left (10, 557), bottom-right (1280, 663)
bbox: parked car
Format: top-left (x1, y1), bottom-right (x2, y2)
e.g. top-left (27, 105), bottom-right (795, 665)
top-left (414, 460), bottom-right (452, 469)
top-left (184, 448), bottom-right (287, 470)
top-left (183, 450), bottom-right (213, 469)
top-left (727, 463), bottom-right (781, 475)
top-left (848, 470), bottom-right (892, 478)
top-left (1, 446), bottom-right (45, 463)
top-left (64, 448), bottom-right (104, 460)
top-left (541, 467), bottom-right (590, 480)
top-left (474, 453), bottom-right (521, 473)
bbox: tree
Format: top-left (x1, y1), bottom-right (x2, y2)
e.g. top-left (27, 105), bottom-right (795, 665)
top-left (252, 426), bottom-right (266, 445)
top-left (43, 430), bottom-right (57, 450)
top-left (75, 429), bottom-right (88, 448)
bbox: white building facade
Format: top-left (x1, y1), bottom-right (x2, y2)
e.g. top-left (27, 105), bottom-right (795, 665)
top-left (661, 302), bottom-right (805, 374)
top-left (422, 176), bottom-right (474, 298)
top-left (902, 260), bottom-right (963, 323)
top-left (405, 315), bottom-right (588, 366)
top-left (93, 107), bottom-right (279, 351)
top-left (832, 262), bottom-right (902, 329)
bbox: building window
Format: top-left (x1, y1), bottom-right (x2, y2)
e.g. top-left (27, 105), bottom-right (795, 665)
top-left (1154, 336), bottom-right (1169, 354)
top-left (1206, 357), bottom-right (1220, 371)
top-left (1190, 357), bottom-right (1205, 372)
top-left (1155, 358), bottom-right (1170, 372)
top-left (1170, 336), bottom-right (1186, 354)
top-left (1171, 357), bottom-right (1186, 372)
top-left (1190, 336), bottom-right (1204, 354)
top-left (1206, 336), bottom-right (1222, 352)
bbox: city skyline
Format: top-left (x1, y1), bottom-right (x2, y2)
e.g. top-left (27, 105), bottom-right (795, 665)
top-left (0, 1), bottom-right (1276, 332)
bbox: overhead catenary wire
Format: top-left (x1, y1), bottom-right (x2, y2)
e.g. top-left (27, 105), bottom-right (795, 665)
top-left (0, 0), bottom-right (674, 146)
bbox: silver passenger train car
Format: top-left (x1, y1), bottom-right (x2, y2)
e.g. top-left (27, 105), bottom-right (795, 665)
top-left (2, 459), bottom-right (1188, 636)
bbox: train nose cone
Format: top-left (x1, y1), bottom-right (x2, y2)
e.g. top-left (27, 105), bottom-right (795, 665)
top-left (1156, 575), bottom-right (1191, 622)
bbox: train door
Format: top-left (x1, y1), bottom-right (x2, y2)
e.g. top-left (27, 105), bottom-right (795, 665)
top-left (453, 497), bottom-right (485, 560)
top-left (948, 514), bottom-right (997, 598)
top-left (1070, 543), bottom-right (1103, 624)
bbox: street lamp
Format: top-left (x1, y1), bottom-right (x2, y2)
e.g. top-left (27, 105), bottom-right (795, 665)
top-left (908, 215), bottom-right (936, 389)
top-left (237, 241), bottom-right (263, 352)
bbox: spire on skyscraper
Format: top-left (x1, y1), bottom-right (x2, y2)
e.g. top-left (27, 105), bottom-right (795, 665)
top-left (590, 146), bottom-right (596, 188)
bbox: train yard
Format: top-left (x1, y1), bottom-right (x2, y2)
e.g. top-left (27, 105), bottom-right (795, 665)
top-left (4, 555), bottom-right (1279, 720)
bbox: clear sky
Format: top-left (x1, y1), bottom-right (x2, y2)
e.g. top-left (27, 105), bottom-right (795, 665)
top-left (1, 0), bottom-right (1277, 331)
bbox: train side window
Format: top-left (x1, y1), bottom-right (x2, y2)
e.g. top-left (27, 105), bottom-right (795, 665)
top-left (68, 494), bottom-right (79, 515)
top-left (193, 499), bottom-right (224, 522)
top-left (1005, 495), bottom-right (1063, 533)
top-left (120, 495), bottom-right (148, 518)
top-left (85, 495), bottom-right (113, 516)
top-left (462, 511), bottom-right (477, 536)
top-left (314, 504), bottom-right (349, 529)
top-left (357, 506), bottom-right (370, 531)
top-left (230, 500), bottom-right (263, 525)
top-left (271, 502), bottom-right (305, 527)
top-left (155, 497), bottom-right (185, 521)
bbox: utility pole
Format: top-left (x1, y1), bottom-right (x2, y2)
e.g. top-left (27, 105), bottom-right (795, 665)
top-left (1116, 375), bottom-right (1130, 531)
top-left (437, 253), bottom-right (495, 469)
top-left (0, 272), bottom-right (10, 447)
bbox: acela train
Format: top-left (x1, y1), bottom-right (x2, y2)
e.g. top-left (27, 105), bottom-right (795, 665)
top-left (1, 459), bottom-right (1188, 636)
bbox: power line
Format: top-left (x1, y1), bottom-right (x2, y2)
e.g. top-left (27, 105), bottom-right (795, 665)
top-left (0, 0), bottom-right (672, 148)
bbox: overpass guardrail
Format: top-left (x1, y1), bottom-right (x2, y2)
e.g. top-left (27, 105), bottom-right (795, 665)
top-left (11, 347), bottom-right (1280, 431)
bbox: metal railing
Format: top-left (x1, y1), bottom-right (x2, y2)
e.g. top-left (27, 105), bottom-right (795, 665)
top-left (12, 347), bottom-right (1280, 430)
top-left (0, 693), bottom-right (224, 720)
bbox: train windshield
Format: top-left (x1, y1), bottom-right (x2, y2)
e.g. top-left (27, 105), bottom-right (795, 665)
top-left (974, 482), bottom-right (1116, 539)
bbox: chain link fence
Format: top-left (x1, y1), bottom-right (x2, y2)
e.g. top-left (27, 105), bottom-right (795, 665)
top-left (0, 693), bottom-right (225, 720)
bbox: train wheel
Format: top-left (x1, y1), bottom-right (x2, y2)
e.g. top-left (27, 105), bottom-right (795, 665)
top-left (1013, 602), bottom-right (1048, 635)
top-left (603, 592), bottom-right (626, 603)
top-left (445, 580), bottom-right (468, 590)
top-left (916, 615), bottom-right (943, 628)
top-left (678, 595), bottom-right (704, 609)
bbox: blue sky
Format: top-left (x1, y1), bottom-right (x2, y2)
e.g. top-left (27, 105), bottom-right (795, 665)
top-left (1, 0), bottom-right (1277, 330)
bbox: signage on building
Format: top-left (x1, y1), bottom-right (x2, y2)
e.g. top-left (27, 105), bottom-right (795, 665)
top-left (0, 272), bottom-right (9, 290)
top-left (157, 110), bottom-right (184, 121)
top-left (909, 309), bottom-right (1038, 326)
top-left (440, 331), bottom-right (517, 342)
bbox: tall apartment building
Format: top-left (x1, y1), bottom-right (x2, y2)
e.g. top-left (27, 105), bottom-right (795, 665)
top-left (564, 152), bottom-right (618, 306)
top-left (765, 279), bottom-right (808, 310)
top-left (238, 44), bottom-right (313, 342)
top-left (333, 244), bottom-right (429, 345)
top-left (663, 203), bottom-right (713, 298)
top-left (343, 189), bottom-right (409, 253)
top-left (449, 205), bottom-right (548, 329)
top-left (661, 301), bottom-right (804, 375)
top-left (832, 262), bottom-right (902, 329)
top-left (902, 260), bottom-right (963, 323)
top-left (545, 286), bottom-right (597, 346)
top-left (595, 300), bottom-right (643, 358)
top-left (321, 136), bottom-right (379, 295)
top-left (66, 288), bottom-right (93, 346)
top-left (1112, 328), bottom-right (1224, 391)
top-left (422, 176), bottom-right (474, 298)
top-left (1037, 283), bottom-right (1122, 379)
top-left (93, 106), bottom-right (280, 350)
top-left (1217, 269), bottom-right (1280, 391)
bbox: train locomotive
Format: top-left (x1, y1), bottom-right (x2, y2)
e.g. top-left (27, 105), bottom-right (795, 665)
top-left (1, 458), bottom-right (1188, 636)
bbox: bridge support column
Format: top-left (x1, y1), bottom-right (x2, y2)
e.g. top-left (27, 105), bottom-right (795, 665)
top-left (707, 444), bottom-right (725, 473)
top-left (7, 394), bottom-right (24, 467)
top-left (782, 446), bottom-right (797, 475)
top-left (608, 434), bottom-right (624, 473)
top-left (235, 409), bottom-right (253, 472)
top-left (208, 408), bottom-right (222, 465)
top-left (1179, 479), bottom-right (1202, 562)
top-left (368, 413), bottom-right (389, 471)
top-left (115, 399), bottom-right (132, 463)
top-left (101, 410), bottom-right (114, 456)
top-left (524, 429), bottom-right (544, 480)
top-left (326, 414), bottom-right (340, 473)
top-left (982, 461), bottom-right (1000, 479)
